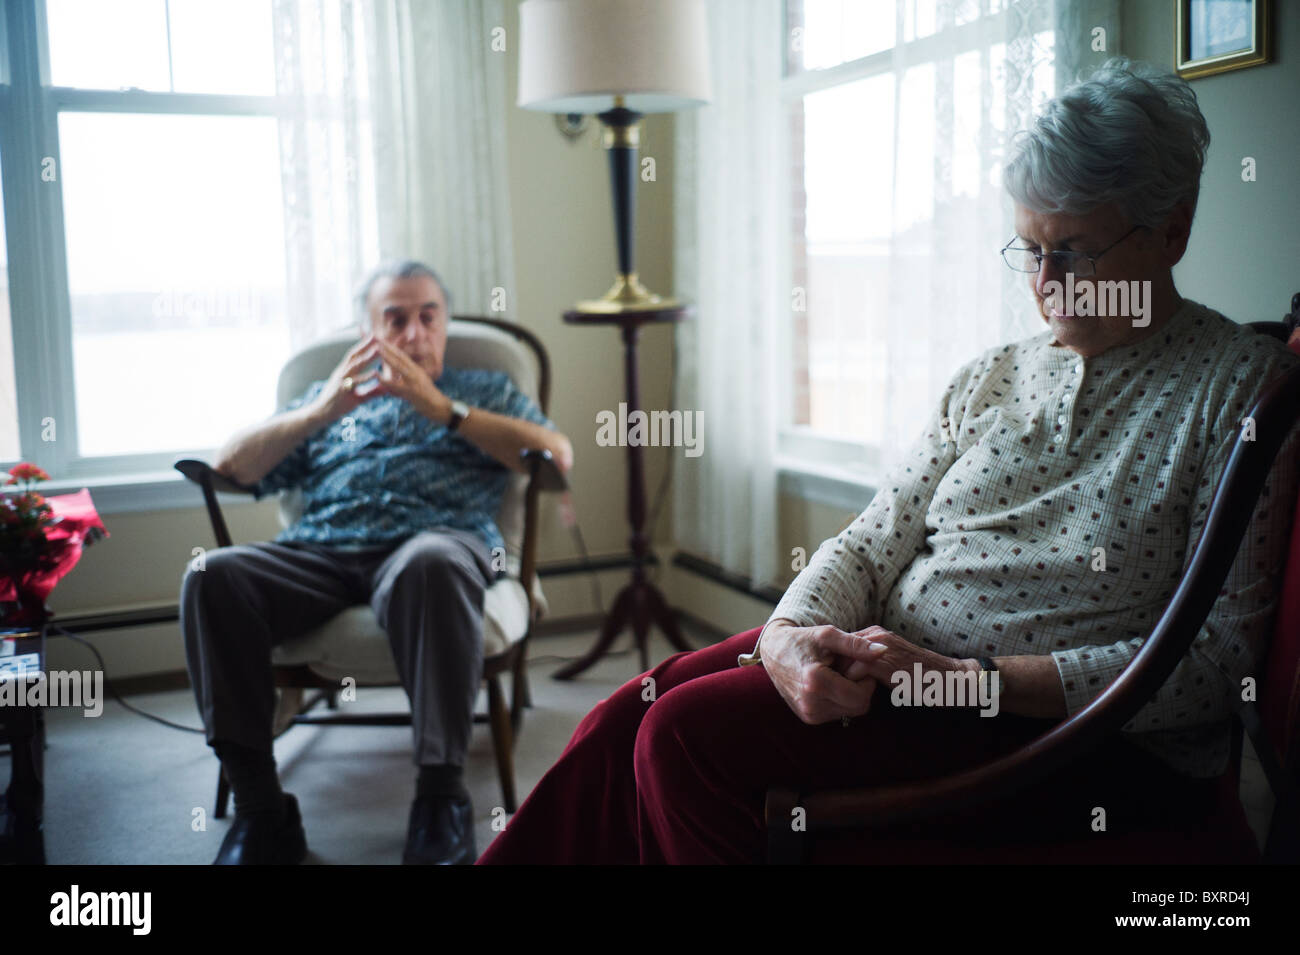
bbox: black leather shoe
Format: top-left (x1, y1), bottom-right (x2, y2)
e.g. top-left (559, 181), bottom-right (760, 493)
top-left (403, 794), bottom-right (475, 865)
top-left (213, 793), bottom-right (307, 865)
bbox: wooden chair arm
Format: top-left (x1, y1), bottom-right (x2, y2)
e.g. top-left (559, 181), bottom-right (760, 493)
top-left (174, 458), bottom-right (258, 550)
top-left (518, 448), bottom-right (568, 621)
top-left (174, 458), bottom-right (258, 496)
top-left (520, 448), bottom-right (568, 492)
top-left (774, 362), bottom-right (1300, 834)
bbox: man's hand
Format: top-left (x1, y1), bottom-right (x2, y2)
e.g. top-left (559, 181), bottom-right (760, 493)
top-left (760, 621), bottom-right (881, 725)
top-left (312, 333), bottom-right (389, 422)
top-left (373, 338), bottom-right (451, 422)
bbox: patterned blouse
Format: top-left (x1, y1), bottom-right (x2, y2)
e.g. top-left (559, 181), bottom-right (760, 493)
top-left (252, 366), bottom-right (552, 558)
top-left (761, 299), bottom-right (1300, 777)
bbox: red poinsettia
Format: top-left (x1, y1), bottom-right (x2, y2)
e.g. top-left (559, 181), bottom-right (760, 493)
top-left (9, 462), bottom-right (50, 483)
top-left (0, 462), bottom-right (61, 586)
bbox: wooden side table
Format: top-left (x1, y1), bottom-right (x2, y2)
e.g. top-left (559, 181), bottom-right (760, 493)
top-left (0, 620), bottom-right (47, 864)
top-left (554, 306), bottom-right (695, 679)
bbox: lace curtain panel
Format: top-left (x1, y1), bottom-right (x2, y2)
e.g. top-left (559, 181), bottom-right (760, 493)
top-left (272, 0), bottom-right (515, 349)
top-left (673, 0), bottom-right (1119, 590)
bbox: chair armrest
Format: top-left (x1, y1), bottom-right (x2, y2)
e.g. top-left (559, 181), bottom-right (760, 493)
top-left (520, 448), bottom-right (568, 492)
top-left (174, 458), bottom-right (258, 549)
top-left (517, 449), bottom-right (568, 621)
top-left (174, 458), bottom-right (258, 496)
top-left (776, 363), bottom-right (1300, 834)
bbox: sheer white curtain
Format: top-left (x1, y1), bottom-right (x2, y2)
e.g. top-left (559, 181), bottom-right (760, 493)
top-left (272, 0), bottom-right (514, 349)
top-left (672, 0), bottom-right (786, 591)
top-left (673, 0), bottom-right (1118, 589)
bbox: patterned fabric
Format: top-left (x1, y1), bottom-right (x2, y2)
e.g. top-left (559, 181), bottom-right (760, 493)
top-left (252, 366), bottom-right (552, 558)
top-left (764, 300), bottom-right (1300, 777)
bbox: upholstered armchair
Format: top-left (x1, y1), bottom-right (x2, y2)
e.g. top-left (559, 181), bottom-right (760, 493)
top-left (177, 315), bottom-right (565, 817)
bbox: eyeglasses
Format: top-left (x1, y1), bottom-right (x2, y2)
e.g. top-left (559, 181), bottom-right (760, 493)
top-left (1000, 224), bottom-right (1146, 277)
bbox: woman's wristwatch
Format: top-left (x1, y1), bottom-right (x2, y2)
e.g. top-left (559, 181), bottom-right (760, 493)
top-left (978, 656), bottom-right (1004, 698)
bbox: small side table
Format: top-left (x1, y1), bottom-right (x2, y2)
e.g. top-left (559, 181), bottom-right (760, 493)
top-left (0, 620), bottom-right (47, 864)
top-left (554, 306), bottom-right (695, 679)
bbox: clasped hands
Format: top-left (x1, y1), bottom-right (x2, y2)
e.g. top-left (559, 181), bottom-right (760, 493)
top-left (760, 621), bottom-right (979, 726)
top-left (318, 334), bottom-right (452, 424)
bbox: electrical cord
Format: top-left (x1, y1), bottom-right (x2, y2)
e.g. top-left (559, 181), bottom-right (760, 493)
top-left (564, 497), bottom-right (604, 614)
top-left (50, 624), bottom-right (205, 734)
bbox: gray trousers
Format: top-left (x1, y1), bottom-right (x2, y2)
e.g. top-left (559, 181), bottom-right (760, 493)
top-left (180, 529), bottom-right (495, 767)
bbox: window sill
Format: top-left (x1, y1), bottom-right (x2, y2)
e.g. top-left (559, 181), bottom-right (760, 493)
top-left (775, 456), bottom-right (880, 513)
top-left (37, 468), bottom-right (266, 516)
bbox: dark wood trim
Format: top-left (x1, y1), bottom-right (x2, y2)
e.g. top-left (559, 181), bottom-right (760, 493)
top-left (50, 607), bottom-right (181, 633)
top-left (671, 551), bottom-right (785, 605)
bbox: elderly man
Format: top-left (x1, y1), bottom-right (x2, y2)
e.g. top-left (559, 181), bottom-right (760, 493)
top-left (181, 260), bottom-right (573, 865)
top-left (478, 58), bottom-right (1300, 864)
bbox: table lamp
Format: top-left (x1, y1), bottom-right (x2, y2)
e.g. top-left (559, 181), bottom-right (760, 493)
top-left (518, 0), bottom-right (712, 314)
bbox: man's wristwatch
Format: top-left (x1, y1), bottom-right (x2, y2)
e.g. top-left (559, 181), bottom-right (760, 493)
top-left (447, 400), bottom-right (470, 432)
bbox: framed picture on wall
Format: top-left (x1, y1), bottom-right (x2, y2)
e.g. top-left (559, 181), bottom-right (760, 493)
top-left (1176, 0), bottom-right (1271, 79)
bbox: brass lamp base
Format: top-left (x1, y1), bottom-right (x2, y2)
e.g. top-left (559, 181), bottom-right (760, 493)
top-left (574, 272), bottom-right (680, 314)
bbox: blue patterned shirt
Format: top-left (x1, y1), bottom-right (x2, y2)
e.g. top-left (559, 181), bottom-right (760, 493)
top-left (251, 366), bottom-right (552, 556)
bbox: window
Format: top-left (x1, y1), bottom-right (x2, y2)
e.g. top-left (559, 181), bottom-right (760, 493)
top-left (782, 0), bottom-right (1055, 480)
top-left (0, 0), bottom-right (293, 486)
top-left (59, 111), bottom-right (288, 456)
top-left (0, 146), bottom-right (18, 461)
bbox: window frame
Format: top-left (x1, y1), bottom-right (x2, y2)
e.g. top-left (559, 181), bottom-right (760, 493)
top-left (1, 0), bottom-right (290, 510)
top-left (776, 0), bottom-right (1048, 503)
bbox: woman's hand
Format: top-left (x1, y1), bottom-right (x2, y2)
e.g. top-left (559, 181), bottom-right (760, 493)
top-left (760, 620), bottom-right (880, 725)
top-left (838, 625), bottom-right (978, 690)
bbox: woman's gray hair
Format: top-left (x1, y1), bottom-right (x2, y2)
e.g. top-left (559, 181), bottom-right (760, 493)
top-left (1003, 57), bottom-right (1210, 228)
top-left (354, 259), bottom-right (454, 324)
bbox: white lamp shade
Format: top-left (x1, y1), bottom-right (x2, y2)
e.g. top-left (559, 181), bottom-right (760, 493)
top-left (518, 0), bottom-right (712, 113)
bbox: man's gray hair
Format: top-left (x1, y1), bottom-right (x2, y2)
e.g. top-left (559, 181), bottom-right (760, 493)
top-left (1003, 57), bottom-right (1210, 228)
top-left (355, 259), bottom-right (454, 324)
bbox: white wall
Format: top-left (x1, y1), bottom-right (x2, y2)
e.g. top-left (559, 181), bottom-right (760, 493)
top-left (1125, 1), bottom-right (1299, 322)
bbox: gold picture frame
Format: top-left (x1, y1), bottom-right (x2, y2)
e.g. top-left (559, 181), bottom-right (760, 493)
top-left (1175, 0), bottom-right (1270, 79)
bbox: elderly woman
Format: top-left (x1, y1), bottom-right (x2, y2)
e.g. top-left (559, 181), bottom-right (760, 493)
top-left (478, 58), bottom-right (1300, 864)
